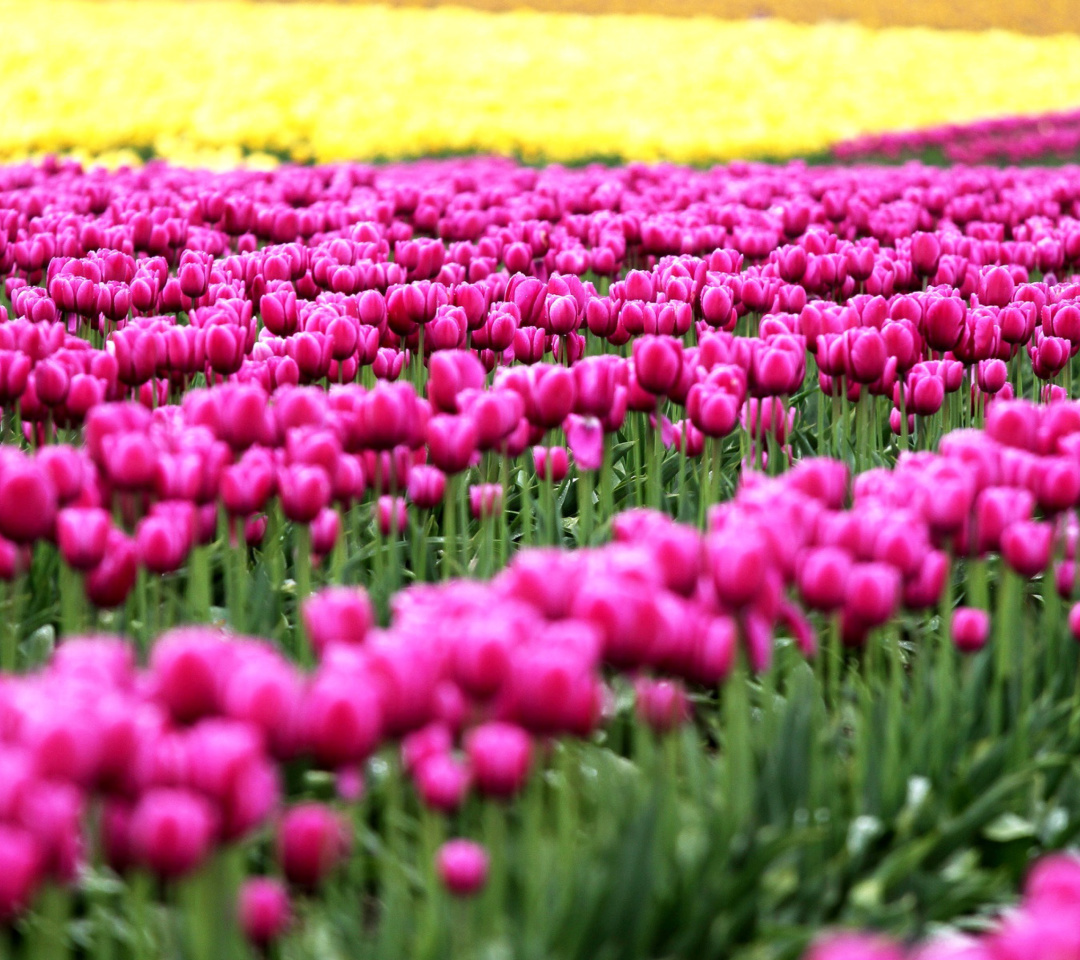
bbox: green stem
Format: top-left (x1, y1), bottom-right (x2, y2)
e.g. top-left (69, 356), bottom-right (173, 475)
top-left (482, 803), bottom-right (509, 938)
top-left (600, 434), bottom-right (614, 529)
top-left (59, 562), bottom-right (84, 638)
top-left (186, 544), bottom-right (210, 623)
top-left (2, 579), bottom-right (20, 672)
top-left (579, 468), bottom-right (594, 546)
top-left (542, 464), bottom-right (556, 546)
top-left (499, 455), bottom-right (511, 567)
top-left (443, 473), bottom-right (458, 579)
top-left (294, 524), bottom-right (312, 664)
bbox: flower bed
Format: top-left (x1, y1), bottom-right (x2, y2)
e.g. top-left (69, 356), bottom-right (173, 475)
top-left (1, 154), bottom-right (1080, 957)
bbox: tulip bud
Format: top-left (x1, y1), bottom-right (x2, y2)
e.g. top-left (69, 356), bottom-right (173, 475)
top-left (465, 722), bottom-right (532, 798)
top-left (415, 754), bottom-right (471, 813)
top-left (532, 446), bottom-right (569, 483)
top-left (56, 507), bottom-right (111, 572)
top-left (130, 788), bottom-right (218, 879)
top-left (951, 607), bottom-right (989, 653)
top-left (238, 877), bottom-right (291, 947)
top-left (278, 464), bottom-right (331, 524)
top-left (797, 546), bottom-right (852, 611)
top-left (632, 335), bottom-right (683, 397)
top-left (84, 529), bottom-right (138, 609)
top-left (844, 562), bottom-right (901, 630)
top-left (634, 677), bottom-right (691, 733)
top-left (277, 803), bottom-right (350, 890)
top-left (469, 483), bottom-right (503, 520)
top-left (1001, 520), bottom-right (1053, 578)
top-left (301, 587), bottom-right (374, 657)
top-left (407, 465), bottom-right (447, 509)
top-left (0, 456), bottom-right (57, 543)
top-left (303, 675), bottom-right (383, 769)
top-left (436, 839), bottom-right (489, 897)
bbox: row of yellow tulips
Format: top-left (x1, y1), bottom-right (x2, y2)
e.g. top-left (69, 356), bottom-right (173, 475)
top-left (4, 1), bottom-right (1080, 166)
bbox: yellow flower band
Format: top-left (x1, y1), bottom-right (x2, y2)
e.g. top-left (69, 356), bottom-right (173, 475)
top-left (4, 1), bottom-right (1080, 166)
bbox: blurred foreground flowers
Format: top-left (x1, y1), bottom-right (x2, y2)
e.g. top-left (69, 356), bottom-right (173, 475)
top-left (5, 1), bottom-right (1080, 165)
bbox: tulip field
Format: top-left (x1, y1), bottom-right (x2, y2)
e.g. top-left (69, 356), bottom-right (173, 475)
top-left (8, 2), bottom-right (1080, 960)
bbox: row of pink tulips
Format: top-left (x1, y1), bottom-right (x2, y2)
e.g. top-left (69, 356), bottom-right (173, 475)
top-left (833, 109), bottom-right (1080, 165)
top-left (1, 159), bottom-right (1080, 487)
top-left (2, 393), bottom-right (1080, 927)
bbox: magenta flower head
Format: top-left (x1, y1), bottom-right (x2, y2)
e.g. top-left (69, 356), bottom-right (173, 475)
top-left (805, 932), bottom-right (904, 960)
top-left (303, 673), bottom-right (383, 769)
top-left (436, 839), bottom-right (489, 897)
top-left (522, 364), bottom-right (576, 430)
top-left (136, 511), bottom-right (192, 576)
top-left (750, 341), bottom-right (804, 397)
top-left (700, 284), bottom-right (735, 330)
top-left (903, 549), bottom-right (949, 611)
top-left (278, 464), bottom-right (331, 524)
top-left (797, 546), bottom-right (852, 612)
top-left (844, 563), bottom-right (901, 631)
top-left (129, 788), bottom-right (218, 879)
top-left (310, 508), bottom-right (340, 559)
top-left (980, 266), bottom-right (1016, 308)
top-left (178, 257), bottom-right (210, 300)
top-left (465, 722), bottom-right (533, 799)
top-left (708, 525), bottom-right (768, 609)
top-left (1069, 602), bottom-right (1080, 643)
top-left (634, 677), bottom-right (691, 734)
top-left (426, 414), bottom-right (478, 475)
top-left (469, 483), bottom-right (503, 520)
top-left (0, 825), bottom-right (43, 920)
top-left (911, 232), bottom-right (942, 276)
top-left (533, 446), bottom-right (569, 483)
top-left (924, 296), bottom-right (965, 352)
top-left (376, 495), bottom-right (408, 537)
top-left (407, 464), bottom-right (447, 509)
top-left (951, 607), bottom-right (990, 653)
top-left (841, 327), bottom-right (887, 384)
top-left (687, 382), bottom-right (740, 438)
top-left (302, 586), bottom-right (375, 658)
top-left (427, 350), bottom-right (486, 414)
top-left (573, 356), bottom-right (620, 418)
top-left (415, 754), bottom-right (471, 813)
top-left (277, 803), bottom-right (351, 890)
top-left (33, 359), bottom-right (70, 407)
top-left (977, 359), bottom-right (1008, 395)
top-left (565, 415), bottom-right (604, 471)
top-left (149, 627), bottom-right (226, 724)
top-left (0, 454), bottom-right (57, 543)
top-left (84, 529), bottom-right (139, 609)
top-left (1025, 852), bottom-right (1080, 912)
top-left (238, 877), bottom-right (291, 947)
top-left (632, 335), bottom-right (683, 397)
top-left (56, 507), bottom-right (111, 572)
top-left (1001, 520), bottom-right (1054, 578)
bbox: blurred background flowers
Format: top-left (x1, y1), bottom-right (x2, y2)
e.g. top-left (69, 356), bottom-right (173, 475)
top-left (4, 0), bottom-right (1080, 168)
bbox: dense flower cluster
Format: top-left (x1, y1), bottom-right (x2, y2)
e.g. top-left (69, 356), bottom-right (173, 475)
top-left (0, 152), bottom-right (1078, 954)
top-left (5, 3), bottom-right (1080, 164)
top-left (835, 108), bottom-right (1080, 165)
top-left (0, 156), bottom-right (1077, 603)
top-left (3, 392), bottom-right (1080, 927)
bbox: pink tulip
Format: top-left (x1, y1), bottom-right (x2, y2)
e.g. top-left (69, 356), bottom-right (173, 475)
top-left (436, 839), bottom-right (489, 896)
